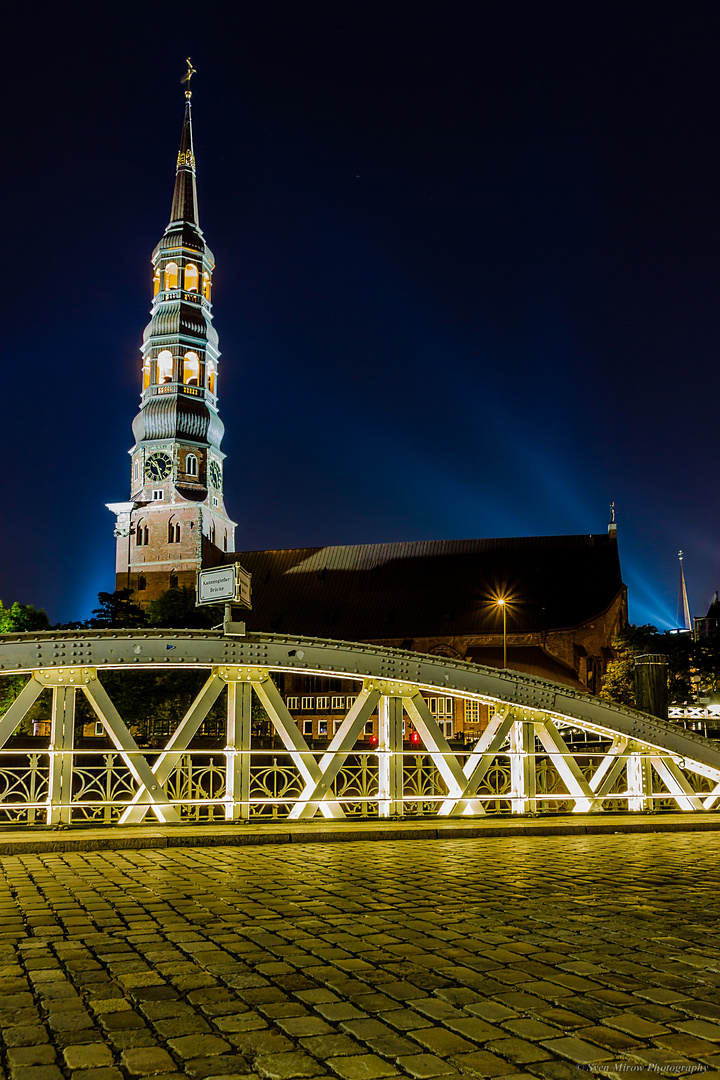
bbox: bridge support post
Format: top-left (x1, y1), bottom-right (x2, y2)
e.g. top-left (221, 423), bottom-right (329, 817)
top-left (510, 719), bottom-right (536, 814)
top-left (225, 681), bottom-right (252, 821)
top-left (47, 686), bottom-right (75, 826)
top-left (627, 751), bottom-right (653, 811)
top-left (378, 696), bottom-right (403, 817)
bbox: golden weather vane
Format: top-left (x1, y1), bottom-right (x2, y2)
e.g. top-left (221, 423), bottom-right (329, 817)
top-left (181, 58), bottom-right (197, 98)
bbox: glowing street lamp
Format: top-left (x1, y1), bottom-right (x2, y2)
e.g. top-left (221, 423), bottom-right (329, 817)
top-left (496, 598), bottom-right (508, 669)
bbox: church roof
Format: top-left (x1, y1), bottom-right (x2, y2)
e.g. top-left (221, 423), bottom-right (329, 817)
top-left (230, 533), bottom-right (624, 641)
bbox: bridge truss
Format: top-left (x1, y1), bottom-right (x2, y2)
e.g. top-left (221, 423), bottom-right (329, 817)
top-left (0, 630), bottom-right (719, 826)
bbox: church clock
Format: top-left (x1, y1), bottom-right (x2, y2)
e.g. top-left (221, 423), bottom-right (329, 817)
top-left (145, 452), bottom-right (172, 481)
top-left (208, 461), bottom-right (222, 489)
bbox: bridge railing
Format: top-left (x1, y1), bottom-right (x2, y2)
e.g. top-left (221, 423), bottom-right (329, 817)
top-left (0, 746), bottom-right (715, 827)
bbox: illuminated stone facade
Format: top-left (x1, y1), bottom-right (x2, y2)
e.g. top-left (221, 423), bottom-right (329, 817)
top-left (107, 92), bottom-right (236, 602)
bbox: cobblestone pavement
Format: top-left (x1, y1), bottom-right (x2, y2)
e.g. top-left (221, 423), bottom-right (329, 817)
top-left (0, 832), bottom-right (719, 1080)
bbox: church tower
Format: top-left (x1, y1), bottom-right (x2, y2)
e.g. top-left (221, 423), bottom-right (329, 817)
top-left (107, 69), bottom-right (236, 603)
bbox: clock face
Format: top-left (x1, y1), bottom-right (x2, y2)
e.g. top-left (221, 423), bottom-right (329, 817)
top-left (145, 452), bottom-right (172, 482)
top-left (208, 461), bottom-right (222, 489)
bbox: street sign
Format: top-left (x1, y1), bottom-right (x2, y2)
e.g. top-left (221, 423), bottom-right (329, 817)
top-left (196, 563), bottom-right (252, 608)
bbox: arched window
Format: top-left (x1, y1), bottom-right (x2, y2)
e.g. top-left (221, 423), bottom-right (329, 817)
top-left (152, 269), bottom-right (161, 297)
top-left (164, 262), bottom-right (179, 290)
top-left (142, 360), bottom-right (150, 389)
top-left (137, 575), bottom-right (146, 591)
top-left (133, 459), bottom-right (139, 483)
top-left (136, 522), bottom-right (148, 546)
top-left (157, 350), bottom-right (173, 384)
top-left (223, 529), bottom-right (227, 552)
top-left (210, 524), bottom-right (216, 545)
top-left (170, 573), bottom-right (178, 589)
top-left (143, 525), bottom-right (149, 545)
top-left (183, 352), bottom-right (200, 386)
top-left (184, 264), bottom-right (198, 292)
top-left (168, 521), bottom-right (181, 544)
top-left (202, 273), bottom-right (212, 301)
top-left (206, 360), bottom-right (216, 394)
top-left (186, 453), bottom-right (198, 477)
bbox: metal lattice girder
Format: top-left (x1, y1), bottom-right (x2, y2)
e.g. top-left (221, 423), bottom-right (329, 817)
top-left (287, 684), bottom-right (381, 820)
top-left (119, 673), bottom-right (227, 824)
top-left (81, 678), bottom-right (181, 824)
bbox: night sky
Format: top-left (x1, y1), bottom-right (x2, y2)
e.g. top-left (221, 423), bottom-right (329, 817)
top-left (4, 1), bottom-right (720, 628)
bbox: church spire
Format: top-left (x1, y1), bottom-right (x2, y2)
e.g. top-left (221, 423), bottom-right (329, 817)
top-left (170, 96), bottom-right (199, 227)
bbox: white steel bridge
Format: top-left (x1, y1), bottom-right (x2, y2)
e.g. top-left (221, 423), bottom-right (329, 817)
top-left (0, 630), bottom-right (719, 826)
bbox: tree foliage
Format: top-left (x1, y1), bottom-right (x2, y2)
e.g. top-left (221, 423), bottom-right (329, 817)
top-left (146, 587), bottom-right (215, 629)
top-left (87, 589), bottom-right (147, 629)
top-left (600, 623), bottom-right (720, 708)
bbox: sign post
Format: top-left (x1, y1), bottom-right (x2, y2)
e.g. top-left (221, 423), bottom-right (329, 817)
top-left (196, 563), bottom-right (252, 636)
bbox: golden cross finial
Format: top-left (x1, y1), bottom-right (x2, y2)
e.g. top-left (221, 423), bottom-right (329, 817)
top-left (181, 58), bottom-right (197, 98)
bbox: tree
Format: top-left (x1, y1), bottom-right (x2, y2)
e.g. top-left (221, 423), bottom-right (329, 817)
top-left (146, 587), bottom-right (216, 630)
top-left (87, 589), bottom-right (147, 629)
top-left (0, 601), bottom-right (51, 732)
top-left (600, 623), bottom-right (695, 709)
top-left (0, 601), bottom-right (50, 634)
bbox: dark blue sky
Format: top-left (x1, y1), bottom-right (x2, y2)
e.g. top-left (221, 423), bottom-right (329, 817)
top-left (3, 0), bottom-right (720, 628)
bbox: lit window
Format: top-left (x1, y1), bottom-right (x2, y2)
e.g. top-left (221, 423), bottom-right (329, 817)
top-left (202, 273), bottom-right (211, 300)
top-left (318, 721), bottom-right (328, 735)
top-left (464, 701), bottom-right (480, 724)
top-left (286, 697), bottom-right (299, 710)
top-left (331, 696), bottom-right (344, 710)
top-left (301, 697), bottom-right (314, 710)
top-left (316, 696), bottom-right (329, 711)
top-left (186, 453), bottom-right (198, 477)
top-left (153, 490), bottom-right (164, 501)
top-left (206, 360), bottom-right (216, 394)
top-left (137, 575), bottom-right (146, 591)
top-left (142, 361), bottom-right (150, 389)
top-left (183, 351), bottom-right (200, 385)
top-left (184, 263), bottom-right (199, 292)
top-left (153, 268), bottom-right (161, 297)
top-left (303, 720), bottom-right (313, 736)
top-left (157, 350), bottom-right (173, 384)
top-left (95, 722), bottom-right (104, 736)
top-left (164, 262), bottom-right (179, 290)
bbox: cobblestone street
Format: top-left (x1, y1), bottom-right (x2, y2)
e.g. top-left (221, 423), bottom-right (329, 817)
top-left (0, 831), bottom-right (718, 1080)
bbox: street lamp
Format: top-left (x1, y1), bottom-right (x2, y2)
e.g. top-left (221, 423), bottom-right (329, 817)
top-left (496, 598), bottom-right (507, 669)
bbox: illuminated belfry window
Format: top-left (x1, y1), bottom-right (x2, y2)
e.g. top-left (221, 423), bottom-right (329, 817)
top-left (157, 350), bottom-right (174, 384)
top-left (142, 360), bottom-right (151, 389)
top-left (183, 351), bottom-right (200, 386)
top-left (185, 453), bottom-right (198, 477)
top-left (202, 273), bottom-right (211, 301)
top-left (184, 263), bottom-right (198, 292)
top-left (153, 269), bottom-right (161, 297)
top-left (168, 521), bottom-right (181, 544)
top-left (164, 262), bottom-right (179, 290)
top-left (207, 360), bottom-right (216, 394)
